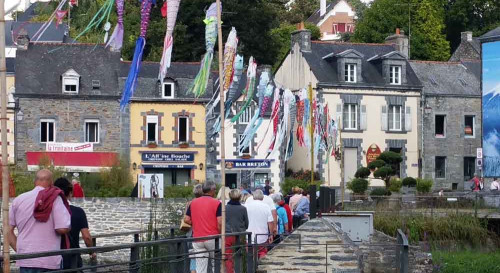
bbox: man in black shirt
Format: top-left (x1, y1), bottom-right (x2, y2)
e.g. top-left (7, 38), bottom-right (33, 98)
top-left (54, 178), bottom-right (96, 269)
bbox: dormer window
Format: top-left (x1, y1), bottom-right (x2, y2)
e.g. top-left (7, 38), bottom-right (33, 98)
top-left (162, 82), bottom-right (175, 99)
top-left (390, 65), bottom-right (402, 85)
top-left (62, 69), bottom-right (80, 94)
top-left (345, 63), bottom-right (357, 83)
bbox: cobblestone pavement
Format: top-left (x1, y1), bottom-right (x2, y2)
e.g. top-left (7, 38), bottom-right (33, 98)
top-left (257, 218), bottom-right (360, 273)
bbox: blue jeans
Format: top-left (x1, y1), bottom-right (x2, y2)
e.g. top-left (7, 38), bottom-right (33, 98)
top-left (20, 268), bottom-right (54, 273)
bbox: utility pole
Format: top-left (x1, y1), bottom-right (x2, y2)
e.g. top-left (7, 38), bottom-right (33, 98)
top-left (0, 0), bottom-right (11, 270)
top-left (309, 83), bottom-right (314, 185)
top-left (216, 0), bottom-right (226, 272)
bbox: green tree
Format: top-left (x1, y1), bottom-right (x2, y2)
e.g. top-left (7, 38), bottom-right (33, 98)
top-left (411, 0), bottom-right (450, 61)
top-left (352, 0), bottom-right (451, 61)
top-left (444, 0), bottom-right (500, 53)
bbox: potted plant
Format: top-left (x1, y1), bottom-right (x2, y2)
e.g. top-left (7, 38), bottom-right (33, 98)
top-left (179, 142), bottom-right (189, 148)
top-left (147, 142), bottom-right (157, 148)
top-left (241, 154), bottom-right (251, 159)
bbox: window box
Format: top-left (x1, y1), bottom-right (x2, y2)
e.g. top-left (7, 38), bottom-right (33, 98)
top-left (179, 142), bottom-right (189, 148)
top-left (240, 154), bottom-right (251, 159)
top-left (147, 142), bottom-right (157, 148)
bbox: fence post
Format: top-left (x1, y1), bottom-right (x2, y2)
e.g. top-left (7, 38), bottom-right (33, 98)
top-left (129, 233), bottom-right (140, 273)
top-left (246, 233), bottom-right (254, 273)
top-left (91, 237), bottom-right (97, 272)
top-left (309, 185), bottom-right (317, 219)
top-left (234, 234), bottom-right (241, 273)
top-left (153, 230), bottom-right (159, 260)
top-left (214, 237), bottom-right (221, 273)
top-left (475, 193), bottom-right (478, 218)
top-left (396, 229), bottom-right (409, 273)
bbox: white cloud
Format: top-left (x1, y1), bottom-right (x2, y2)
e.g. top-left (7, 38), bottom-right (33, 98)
top-left (484, 130), bottom-right (500, 157)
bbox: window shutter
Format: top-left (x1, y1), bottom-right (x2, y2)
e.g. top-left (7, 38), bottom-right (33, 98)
top-left (381, 106), bottom-right (388, 131)
top-left (360, 105), bottom-right (367, 130)
top-left (336, 104), bottom-right (343, 129)
top-left (405, 106), bottom-right (412, 132)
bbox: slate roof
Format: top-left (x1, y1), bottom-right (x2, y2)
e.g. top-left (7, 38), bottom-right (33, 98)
top-left (120, 61), bottom-right (214, 101)
top-left (6, 58), bottom-right (15, 74)
top-left (5, 21), bottom-right (69, 46)
top-left (409, 61), bottom-right (480, 97)
top-left (461, 60), bottom-right (481, 81)
top-left (15, 43), bottom-right (122, 97)
top-left (480, 26), bottom-right (500, 42)
top-left (307, 1), bottom-right (340, 25)
top-left (16, 2), bottom-right (44, 22)
top-left (305, 41), bottom-right (421, 89)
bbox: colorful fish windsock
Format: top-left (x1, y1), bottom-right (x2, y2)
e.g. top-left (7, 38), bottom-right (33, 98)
top-left (231, 57), bottom-right (257, 123)
top-left (224, 54), bottom-right (244, 118)
top-left (120, 0), bottom-right (153, 111)
top-left (189, 2), bottom-right (219, 98)
top-left (239, 71), bottom-right (271, 152)
top-left (286, 94), bottom-right (297, 160)
top-left (222, 28), bottom-right (238, 94)
top-left (158, 0), bottom-right (181, 83)
top-left (106, 0), bottom-right (125, 51)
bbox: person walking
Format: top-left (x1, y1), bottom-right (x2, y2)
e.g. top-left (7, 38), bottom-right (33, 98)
top-left (272, 194), bottom-right (289, 243)
top-left (54, 177), bottom-right (96, 269)
top-left (246, 186), bottom-right (277, 235)
top-left (225, 189), bottom-right (249, 273)
top-left (293, 191), bottom-right (310, 228)
top-left (289, 187), bottom-right (303, 215)
top-left (9, 169), bottom-right (71, 272)
top-left (471, 174), bottom-right (481, 192)
top-left (185, 184), bottom-right (203, 273)
top-left (281, 199), bottom-right (293, 232)
top-left (491, 178), bottom-right (500, 191)
top-left (71, 174), bottom-right (85, 198)
top-left (184, 181), bottom-right (222, 273)
top-left (244, 190), bottom-right (274, 258)
top-left (263, 179), bottom-right (272, 196)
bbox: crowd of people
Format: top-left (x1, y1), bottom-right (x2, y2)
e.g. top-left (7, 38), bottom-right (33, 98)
top-left (183, 180), bottom-right (312, 273)
top-left (8, 169), bottom-right (94, 273)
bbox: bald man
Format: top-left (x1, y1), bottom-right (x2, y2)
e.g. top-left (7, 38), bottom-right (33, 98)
top-left (9, 169), bottom-right (71, 272)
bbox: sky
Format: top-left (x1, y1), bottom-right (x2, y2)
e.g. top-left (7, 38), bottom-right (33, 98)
top-left (483, 41), bottom-right (500, 95)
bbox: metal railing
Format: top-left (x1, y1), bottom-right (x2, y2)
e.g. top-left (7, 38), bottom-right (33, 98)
top-left (2, 231), bottom-right (255, 273)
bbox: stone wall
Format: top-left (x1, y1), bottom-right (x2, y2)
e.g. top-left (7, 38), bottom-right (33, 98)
top-left (1, 197), bottom-right (188, 263)
top-left (421, 96), bottom-right (482, 190)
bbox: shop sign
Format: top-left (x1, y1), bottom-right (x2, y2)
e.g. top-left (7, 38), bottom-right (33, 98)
top-left (366, 144), bottom-right (381, 165)
top-left (46, 142), bottom-right (93, 152)
top-left (142, 152), bottom-right (194, 162)
top-left (143, 164), bottom-right (196, 169)
top-left (223, 160), bottom-right (272, 169)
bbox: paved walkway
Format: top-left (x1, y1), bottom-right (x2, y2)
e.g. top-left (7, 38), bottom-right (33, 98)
top-left (257, 219), bottom-right (360, 273)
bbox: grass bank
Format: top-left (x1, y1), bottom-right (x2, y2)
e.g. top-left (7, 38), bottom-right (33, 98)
top-left (433, 251), bottom-right (500, 273)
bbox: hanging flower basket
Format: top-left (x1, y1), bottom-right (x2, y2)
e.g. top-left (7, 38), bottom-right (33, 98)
top-left (241, 154), bottom-right (251, 159)
top-left (179, 142), bottom-right (189, 148)
top-left (147, 142), bottom-right (157, 148)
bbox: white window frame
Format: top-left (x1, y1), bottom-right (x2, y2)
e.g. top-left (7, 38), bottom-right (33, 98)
top-left (390, 65), bottom-right (402, 85)
top-left (345, 63), bottom-right (357, 83)
top-left (178, 116), bottom-right (189, 143)
top-left (239, 107), bottom-right (252, 124)
top-left (146, 115), bottom-right (158, 143)
top-left (162, 82), bottom-right (175, 99)
top-left (62, 77), bottom-right (79, 94)
top-left (388, 105), bottom-right (402, 131)
top-left (239, 134), bottom-right (251, 155)
top-left (464, 115), bottom-right (475, 138)
top-left (84, 119), bottom-right (100, 143)
top-left (343, 103), bottom-right (358, 130)
top-left (333, 24), bottom-right (338, 34)
top-left (40, 119), bottom-right (55, 143)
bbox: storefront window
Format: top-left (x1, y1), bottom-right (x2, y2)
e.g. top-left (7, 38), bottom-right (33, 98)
top-left (254, 173), bottom-right (268, 189)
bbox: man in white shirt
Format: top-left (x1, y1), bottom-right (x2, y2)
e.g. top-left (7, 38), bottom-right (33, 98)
top-left (490, 178), bottom-right (500, 191)
top-left (244, 190), bottom-right (274, 258)
top-left (245, 189), bottom-right (277, 234)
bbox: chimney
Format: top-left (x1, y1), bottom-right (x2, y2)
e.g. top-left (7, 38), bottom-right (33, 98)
top-left (291, 26), bottom-right (312, 53)
top-left (320, 0), bottom-right (327, 17)
top-left (385, 28), bottom-right (409, 58)
top-left (16, 28), bottom-right (30, 51)
top-left (461, 31), bottom-right (473, 42)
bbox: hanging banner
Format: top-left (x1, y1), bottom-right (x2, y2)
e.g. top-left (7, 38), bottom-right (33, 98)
top-left (366, 143), bottom-right (381, 165)
top-left (46, 142), bottom-right (93, 152)
top-left (142, 152), bottom-right (195, 162)
top-left (138, 174), bottom-right (164, 198)
top-left (222, 159), bottom-right (272, 169)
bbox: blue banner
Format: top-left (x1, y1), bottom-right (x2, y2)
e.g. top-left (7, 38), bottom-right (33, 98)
top-left (142, 152), bottom-right (195, 162)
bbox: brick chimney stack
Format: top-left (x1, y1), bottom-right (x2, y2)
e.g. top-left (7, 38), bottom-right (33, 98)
top-left (291, 22), bottom-right (311, 53)
top-left (320, 0), bottom-right (327, 17)
top-left (461, 31), bottom-right (473, 42)
top-left (385, 28), bottom-right (409, 58)
top-left (16, 28), bottom-right (30, 51)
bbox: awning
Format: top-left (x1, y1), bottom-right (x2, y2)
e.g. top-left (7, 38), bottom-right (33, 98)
top-left (26, 152), bottom-right (118, 172)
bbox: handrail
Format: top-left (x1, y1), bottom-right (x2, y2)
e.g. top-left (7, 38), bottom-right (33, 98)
top-left (1, 231), bottom-right (252, 261)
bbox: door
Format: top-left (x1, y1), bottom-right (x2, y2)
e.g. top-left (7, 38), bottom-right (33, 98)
top-left (344, 148), bottom-right (358, 183)
top-left (225, 173), bottom-right (238, 189)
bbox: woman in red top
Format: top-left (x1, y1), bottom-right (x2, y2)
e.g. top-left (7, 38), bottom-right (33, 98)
top-left (72, 180), bottom-right (85, 198)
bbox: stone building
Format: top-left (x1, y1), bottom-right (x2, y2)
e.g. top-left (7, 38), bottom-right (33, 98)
top-left (410, 60), bottom-right (481, 190)
top-left (449, 31), bottom-right (481, 62)
top-left (14, 42), bottom-right (128, 172)
top-left (274, 29), bottom-right (422, 187)
top-left (307, 0), bottom-right (356, 41)
top-left (206, 67), bottom-right (284, 191)
top-left (125, 62), bottom-right (213, 187)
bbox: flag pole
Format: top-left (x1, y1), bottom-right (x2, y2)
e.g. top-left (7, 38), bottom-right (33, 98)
top-left (216, 0), bottom-right (226, 272)
top-left (0, 0), bottom-right (11, 271)
top-left (309, 83), bottom-right (314, 185)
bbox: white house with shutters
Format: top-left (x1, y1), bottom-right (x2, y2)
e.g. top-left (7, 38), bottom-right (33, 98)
top-left (274, 28), bottom-right (422, 187)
